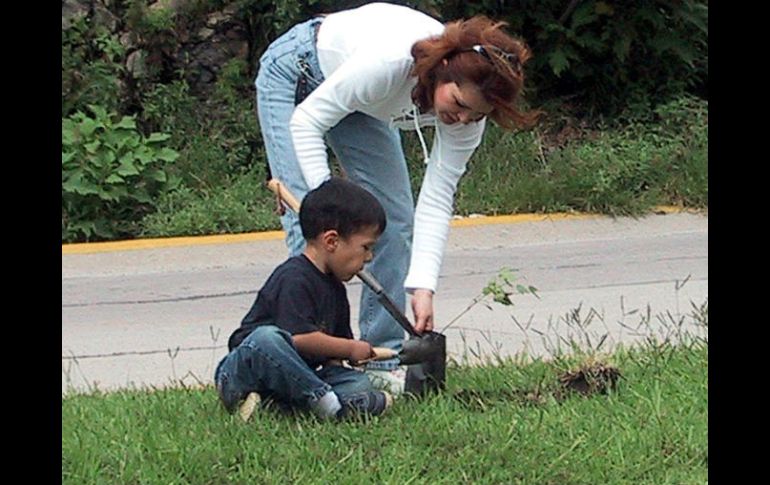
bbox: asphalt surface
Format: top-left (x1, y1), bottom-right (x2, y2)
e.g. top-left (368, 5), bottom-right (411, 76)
top-left (62, 211), bottom-right (708, 394)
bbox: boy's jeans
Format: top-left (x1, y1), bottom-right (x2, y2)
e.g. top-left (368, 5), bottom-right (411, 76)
top-left (255, 17), bottom-right (414, 369)
top-left (214, 326), bottom-right (374, 409)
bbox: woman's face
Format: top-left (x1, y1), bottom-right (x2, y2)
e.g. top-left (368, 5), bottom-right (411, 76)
top-left (432, 81), bottom-right (493, 125)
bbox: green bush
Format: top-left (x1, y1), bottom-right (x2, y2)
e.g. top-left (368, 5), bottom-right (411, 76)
top-left (62, 18), bottom-right (126, 117)
top-left (62, 105), bottom-right (181, 242)
top-left (140, 72), bottom-right (261, 190)
top-left (141, 80), bottom-right (204, 142)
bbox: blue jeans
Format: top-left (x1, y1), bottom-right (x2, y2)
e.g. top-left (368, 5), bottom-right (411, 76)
top-left (214, 326), bottom-right (374, 410)
top-left (256, 18), bottom-right (414, 369)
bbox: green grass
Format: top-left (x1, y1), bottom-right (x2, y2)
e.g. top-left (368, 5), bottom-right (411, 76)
top-left (139, 168), bottom-right (280, 238)
top-left (135, 95), bottom-right (707, 240)
top-left (443, 95), bottom-right (708, 217)
top-left (62, 337), bottom-right (707, 484)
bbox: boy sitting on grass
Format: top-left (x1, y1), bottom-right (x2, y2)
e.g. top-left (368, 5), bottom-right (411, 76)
top-left (215, 177), bottom-right (392, 420)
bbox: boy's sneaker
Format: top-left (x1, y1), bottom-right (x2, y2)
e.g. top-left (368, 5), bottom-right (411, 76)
top-left (366, 367), bottom-right (406, 396)
top-left (238, 392), bottom-right (261, 422)
top-left (337, 391), bottom-right (393, 419)
top-left (216, 375), bottom-right (242, 414)
top-left (218, 378), bottom-right (261, 422)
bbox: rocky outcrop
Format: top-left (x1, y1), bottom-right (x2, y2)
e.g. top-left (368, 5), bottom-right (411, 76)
top-left (180, 4), bottom-right (250, 88)
top-left (62, 0), bottom-right (118, 31)
top-left (62, 0), bottom-right (251, 94)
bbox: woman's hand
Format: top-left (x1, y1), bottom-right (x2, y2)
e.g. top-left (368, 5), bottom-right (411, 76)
top-left (411, 289), bottom-right (435, 334)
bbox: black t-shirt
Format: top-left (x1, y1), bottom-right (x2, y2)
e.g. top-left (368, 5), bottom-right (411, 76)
top-left (227, 254), bottom-right (352, 367)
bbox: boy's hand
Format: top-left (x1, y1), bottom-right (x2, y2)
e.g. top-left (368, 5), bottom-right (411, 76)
top-left (349, 347), bottom-right (397, 366)
top-left (349, 340), bottom-right (375, 363)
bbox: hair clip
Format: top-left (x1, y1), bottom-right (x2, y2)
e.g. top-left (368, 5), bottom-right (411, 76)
top-left (470, 44), bottom-right (518, 66)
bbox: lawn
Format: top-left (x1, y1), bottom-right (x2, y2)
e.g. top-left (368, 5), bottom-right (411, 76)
top-left (63, 333), bottom-right (707, 484)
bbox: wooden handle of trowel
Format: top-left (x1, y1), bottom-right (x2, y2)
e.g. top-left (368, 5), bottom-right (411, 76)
top-left (267, 179), bottom-right (302, 213)
top-left (356, 347), bottom-right (398, 364)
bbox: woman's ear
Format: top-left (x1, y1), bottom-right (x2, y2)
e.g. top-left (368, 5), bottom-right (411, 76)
top-left (321, 229), bottom-right (339, 251)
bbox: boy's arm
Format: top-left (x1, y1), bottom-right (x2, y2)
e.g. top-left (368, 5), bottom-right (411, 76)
top-left (293, 331), bottom-right (373, 362)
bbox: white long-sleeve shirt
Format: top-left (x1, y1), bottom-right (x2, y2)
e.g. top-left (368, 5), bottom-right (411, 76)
top-left (290, 2), bottom-right (485, 293)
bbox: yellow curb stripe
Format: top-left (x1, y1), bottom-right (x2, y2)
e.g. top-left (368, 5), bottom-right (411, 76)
top-left (62, 206), bottom-right (687, 255)
top-left (62, 231), bottom-right (286, 254)
top-left (449, 212), bottom-right (597, 227)
top-left (449, 205), bottom-right (686, 227)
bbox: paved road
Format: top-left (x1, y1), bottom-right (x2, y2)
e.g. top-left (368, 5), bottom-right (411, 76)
top-left (62, 212), bottom-right (708, 394)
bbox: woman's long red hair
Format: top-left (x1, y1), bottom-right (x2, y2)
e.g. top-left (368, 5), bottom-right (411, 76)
top-left (411, 16), bottom-right (541, 130)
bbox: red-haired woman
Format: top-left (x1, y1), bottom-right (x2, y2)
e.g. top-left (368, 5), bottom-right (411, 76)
top-left (254, 2), bottom-right (538, 394)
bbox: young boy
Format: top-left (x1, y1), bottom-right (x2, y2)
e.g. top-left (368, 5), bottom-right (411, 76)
top-left (214, 177), bottom-right (392, 420)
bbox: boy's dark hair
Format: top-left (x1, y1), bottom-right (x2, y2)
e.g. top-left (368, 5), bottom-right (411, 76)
top-left (300, 177), bottom-right (387, 240)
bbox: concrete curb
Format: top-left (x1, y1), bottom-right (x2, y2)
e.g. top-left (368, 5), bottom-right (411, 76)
top-left (62, 206), bottom-right (690, 255)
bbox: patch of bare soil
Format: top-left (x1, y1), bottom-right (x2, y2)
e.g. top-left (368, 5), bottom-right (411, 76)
top-left (452, 362), bottom-right (622, 411)
top-left (557, 362), bottom-right (621, 397)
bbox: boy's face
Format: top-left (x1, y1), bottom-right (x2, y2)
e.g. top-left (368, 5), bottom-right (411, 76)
top-left (328, 225), bottom-right (380, 282)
